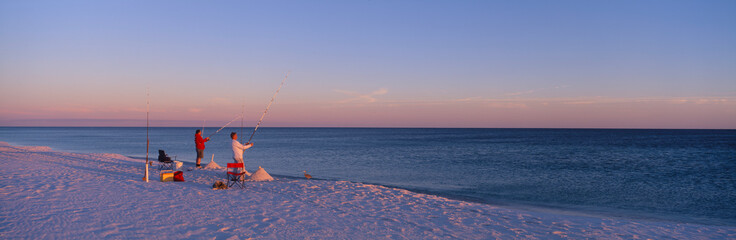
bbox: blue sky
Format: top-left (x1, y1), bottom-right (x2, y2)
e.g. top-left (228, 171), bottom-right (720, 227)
top-left (1, 0), bottom-right (735, 128)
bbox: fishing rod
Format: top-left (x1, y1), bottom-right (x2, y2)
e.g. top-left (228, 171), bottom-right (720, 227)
top-left (144, 88), bottom-right (150, 182)
top-left (240, 104), bottom-right (245, 142)
top-left (207, 114), bottom-right (243, 139)
top-left (248, 72), bottom-right (289, 143)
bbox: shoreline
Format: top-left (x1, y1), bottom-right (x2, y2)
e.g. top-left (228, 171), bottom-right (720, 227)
top-left (2, 141), bottom-right (734, 239)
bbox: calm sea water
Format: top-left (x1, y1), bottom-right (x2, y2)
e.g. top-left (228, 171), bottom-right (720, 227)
top-left (1, 127), bottom-right (734, 225)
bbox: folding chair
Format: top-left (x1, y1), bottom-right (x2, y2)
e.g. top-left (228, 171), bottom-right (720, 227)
top-left (226, 163), bottom-right (247, 189)
top-left (158, 150), bottom-right (174, 170)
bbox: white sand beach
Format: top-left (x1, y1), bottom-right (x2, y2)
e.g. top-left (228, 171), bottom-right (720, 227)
top-left (1, 142), bottom-right (734, 239)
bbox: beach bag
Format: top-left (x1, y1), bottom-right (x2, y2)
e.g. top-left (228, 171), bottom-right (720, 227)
top-left (212, 181), bottom-right (228, 190)
top-left (174, 161), bottom-right (183, 170)
top-left (173, 171), bottom-right (185, 182)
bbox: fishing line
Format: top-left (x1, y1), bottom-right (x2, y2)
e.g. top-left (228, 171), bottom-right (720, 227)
top-left (207, 114), bottom-right (244, 139)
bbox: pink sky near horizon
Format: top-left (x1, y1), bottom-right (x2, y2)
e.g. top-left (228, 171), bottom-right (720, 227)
top-left (1, 89), bottom-right (734, 128)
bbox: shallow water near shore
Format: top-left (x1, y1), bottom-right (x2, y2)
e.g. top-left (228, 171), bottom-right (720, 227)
top-left (1, 127), bottom-right (734, 226)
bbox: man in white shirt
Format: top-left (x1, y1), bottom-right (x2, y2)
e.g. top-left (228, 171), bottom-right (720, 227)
top-left (230, 132), bottom-right (253, 173)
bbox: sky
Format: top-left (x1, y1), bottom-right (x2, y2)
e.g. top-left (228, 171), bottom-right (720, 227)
top-left (1, 0), bottom-right (735, 128)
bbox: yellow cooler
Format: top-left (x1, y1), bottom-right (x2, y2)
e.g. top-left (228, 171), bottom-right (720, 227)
top-left (160, 171), bottom-right (174, 182)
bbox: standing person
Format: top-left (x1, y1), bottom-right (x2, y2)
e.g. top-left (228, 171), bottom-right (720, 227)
top-left (194, 129), bottom-right (210, 168)
top-left (230, 132), bottom-right (253, 172)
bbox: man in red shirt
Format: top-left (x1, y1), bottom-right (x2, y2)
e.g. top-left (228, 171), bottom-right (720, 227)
top-left (194, 129), bottom-right (210, 168)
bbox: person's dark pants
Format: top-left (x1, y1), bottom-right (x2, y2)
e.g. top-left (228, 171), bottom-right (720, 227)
top-left (196, 148), bottom-right (204, 166)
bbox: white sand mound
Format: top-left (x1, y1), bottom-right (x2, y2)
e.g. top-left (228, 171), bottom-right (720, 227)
top-left (247, 166), bottom-right (273, 181)
top-left (204, 159), bottom-right (223, 169)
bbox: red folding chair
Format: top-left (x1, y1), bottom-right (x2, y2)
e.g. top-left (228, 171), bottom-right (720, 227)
top-left (226, 163), bottom-right (246, 189)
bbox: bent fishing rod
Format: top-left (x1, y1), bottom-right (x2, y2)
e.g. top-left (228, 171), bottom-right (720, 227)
top-left (248, 72), bottom-right (289, 143)
top-left (240, 104), bottom-right (245, 143)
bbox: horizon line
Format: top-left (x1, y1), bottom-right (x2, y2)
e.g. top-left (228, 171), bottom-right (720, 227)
top-left (1, 125), bottom-right (734, 130)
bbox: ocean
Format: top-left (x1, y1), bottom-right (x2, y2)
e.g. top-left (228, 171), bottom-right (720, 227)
top-left (1, 127), bottom-right (734, 226)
